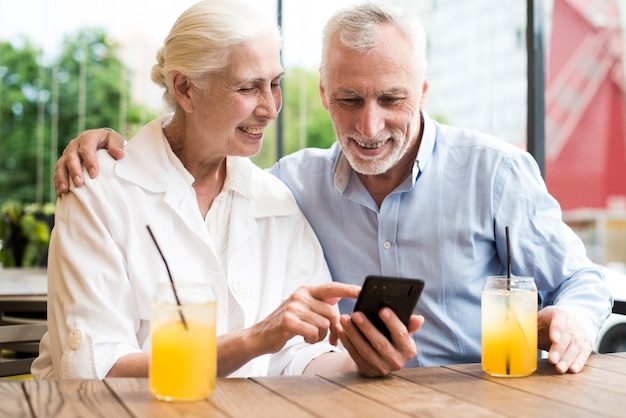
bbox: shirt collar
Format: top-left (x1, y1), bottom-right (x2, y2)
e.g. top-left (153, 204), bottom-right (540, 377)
top-left (223, 157), bottom-right (254, 200)
top-left (416, 111), bottom-right (436, 175)
top-left (165, 151), bottom-right (253, 199)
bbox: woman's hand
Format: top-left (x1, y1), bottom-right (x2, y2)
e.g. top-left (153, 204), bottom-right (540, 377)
top-left (251, 282), bottom-right (361, 353)
top-left (216, 282), bottom-right (360, 376)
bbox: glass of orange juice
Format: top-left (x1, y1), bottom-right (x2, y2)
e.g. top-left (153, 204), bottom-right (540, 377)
top-left (150, 281), bottom-right (217, 401)
top-left (481, 276), bottom-right (537, 377)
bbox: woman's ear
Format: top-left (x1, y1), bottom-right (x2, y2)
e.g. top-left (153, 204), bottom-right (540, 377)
top-left (172, 71), bottom-right (195, 113)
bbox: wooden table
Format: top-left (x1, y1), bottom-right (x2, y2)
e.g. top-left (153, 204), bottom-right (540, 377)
top-left (1, 353), bottom-right (625, 417)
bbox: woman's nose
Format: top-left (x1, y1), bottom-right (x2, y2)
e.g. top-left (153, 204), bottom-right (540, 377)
top-left (257, 89), bottom-right (281, 120)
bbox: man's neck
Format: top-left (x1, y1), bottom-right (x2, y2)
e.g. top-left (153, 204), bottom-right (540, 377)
top-left (358, 143), bottom-right (419, 207)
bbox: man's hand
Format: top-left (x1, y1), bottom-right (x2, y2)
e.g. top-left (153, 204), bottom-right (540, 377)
top-left (537, 306), bottom-right (592, 374)
top-left (54, 128), bottom-right (125, 196)
top-left (338, 307), bottom-right (424, 377)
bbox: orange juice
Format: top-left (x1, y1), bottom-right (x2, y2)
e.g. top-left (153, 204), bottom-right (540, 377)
top-left (481, 277), bottom-right (537, 377)
top-left (150, 282), bottom-right (217, 402)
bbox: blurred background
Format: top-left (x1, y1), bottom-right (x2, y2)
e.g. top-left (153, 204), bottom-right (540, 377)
top-left (2, 0), bottom-right (626, 271)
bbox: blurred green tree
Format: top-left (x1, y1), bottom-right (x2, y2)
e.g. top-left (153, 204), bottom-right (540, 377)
top-left (0, 40), bottom-right (43, 202)
top-left (0, 28), bottom-right (156, 204)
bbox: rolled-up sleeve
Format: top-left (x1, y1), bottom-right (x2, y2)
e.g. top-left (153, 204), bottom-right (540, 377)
top-left (42, 174), bottom-right (144, 379)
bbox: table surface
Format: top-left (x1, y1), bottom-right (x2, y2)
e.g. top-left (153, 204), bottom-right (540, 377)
top-left (0, 268), bottom-right (47, 321)
top-left (0, 268), bottom-right (47, 297)
top-left (1, 352), bottom-right (625, 417)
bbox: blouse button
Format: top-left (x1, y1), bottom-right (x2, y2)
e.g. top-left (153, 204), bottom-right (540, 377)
top-left (234, 280), bottom-right (249, 296)
top-left (383, 241), bottom-right (392, 250)
top-left (68, 328), bottom-right (83, 350)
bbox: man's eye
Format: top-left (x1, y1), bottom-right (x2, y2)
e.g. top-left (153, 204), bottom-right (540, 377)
top-left (238, 87), bottom-right (255, 93)
top-left (381, 97), bottom-right (402, 104)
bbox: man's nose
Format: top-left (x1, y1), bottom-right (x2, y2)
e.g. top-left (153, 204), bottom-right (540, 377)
top-left (356, 102), bottom-right (385, 138)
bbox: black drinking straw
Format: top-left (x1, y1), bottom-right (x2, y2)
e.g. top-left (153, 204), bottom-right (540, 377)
top-left (146, 225), bottom-right (188, 330)
top-left (505, 226), bottom-right (512, 289)
top-left (505, 225), bottom-right (511, 375)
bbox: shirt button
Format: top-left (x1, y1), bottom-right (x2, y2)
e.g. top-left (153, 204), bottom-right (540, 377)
top-left (234, 280), bottom-right (249, 296)
top-left (383, 241), bottom-right (392, 250)
top-left (68, 329), bottom-right (83, 350)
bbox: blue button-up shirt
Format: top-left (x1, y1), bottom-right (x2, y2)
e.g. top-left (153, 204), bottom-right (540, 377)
top-left (270, 112), bottom-right (612, 367)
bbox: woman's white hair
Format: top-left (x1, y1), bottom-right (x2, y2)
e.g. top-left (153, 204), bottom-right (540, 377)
top-left (151, 0), bottom-right (281, 109)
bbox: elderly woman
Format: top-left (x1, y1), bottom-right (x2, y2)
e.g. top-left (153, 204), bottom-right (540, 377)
top-left (31, 0), bottom-right (362, 379)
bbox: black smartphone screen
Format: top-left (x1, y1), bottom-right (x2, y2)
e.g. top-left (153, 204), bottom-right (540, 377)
top-left (353, 275), bottom-right (425, 340)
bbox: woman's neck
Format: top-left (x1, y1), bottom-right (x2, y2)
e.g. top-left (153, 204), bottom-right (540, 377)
top-left (163, 115), bottom-right (227, 217)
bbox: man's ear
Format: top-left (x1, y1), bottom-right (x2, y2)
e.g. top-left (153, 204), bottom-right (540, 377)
top-left (419, 79), bottom-right (429, 110)
top-left (172, 71), bottom-right (194, 113)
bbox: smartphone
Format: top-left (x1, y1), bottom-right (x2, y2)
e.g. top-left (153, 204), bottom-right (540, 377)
top-left (353, 275), bottom-right (425, 340)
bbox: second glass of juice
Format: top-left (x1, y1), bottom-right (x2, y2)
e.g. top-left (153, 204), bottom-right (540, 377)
top-left (150, 281), bottom-right (217, 401)
top-left (481, 276), bottom-right (537, 377)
